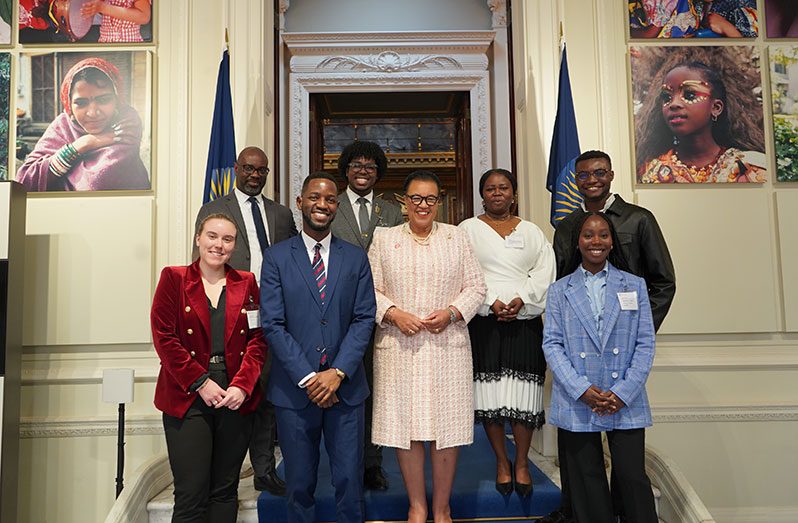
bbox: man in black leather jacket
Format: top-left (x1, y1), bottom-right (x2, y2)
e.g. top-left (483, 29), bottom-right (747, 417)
top-left (543, 149), bottom-right (676, 523)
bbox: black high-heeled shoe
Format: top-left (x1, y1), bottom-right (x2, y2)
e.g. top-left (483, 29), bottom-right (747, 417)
top-left (495, 460), bottom-right (513, 495)
top-left (514, 464), bottom-right (533, 497)
top-left (514, 480), bottom-right (533, 497)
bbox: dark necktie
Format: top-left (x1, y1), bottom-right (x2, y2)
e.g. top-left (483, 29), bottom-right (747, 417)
top-left (312, 243), bottom-right (326, 305)
top-left (357, 197), bottom-right (370, 234)
top-left (248, 196), bottom-right (269, 252)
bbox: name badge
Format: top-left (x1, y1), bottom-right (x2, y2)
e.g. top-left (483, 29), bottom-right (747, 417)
top-left (617, 291), bottom-right (638, 311)
top-left (504, 232), bottom-right (524, 249)
top-left (247, 310), bottom-right (260, 329)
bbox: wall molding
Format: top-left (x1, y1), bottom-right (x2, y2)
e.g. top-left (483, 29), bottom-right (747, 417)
top-left (20, 414), bottom-right (162, 439)
top-left (19, 403), bottom-right (798, 439)
top-left (653, 344), bottom-right (798, 371)
top-left (652, 405), bottom-right (798, 424)
top-left (21, 349), bottom-right (159, 385)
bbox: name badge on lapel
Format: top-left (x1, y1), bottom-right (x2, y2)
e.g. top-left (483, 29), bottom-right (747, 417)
top-left (617, 291), bottom-right (638, 311)
top-left (245, 296), bottom-right (260, 328)
top-left (504, 231), bottom-right (524, 249)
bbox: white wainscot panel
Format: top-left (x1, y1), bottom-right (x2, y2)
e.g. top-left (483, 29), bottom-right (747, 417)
top-left (637, 189), bottom-right (779, 334)
top-left (23, 197), bottom-right (153, 345)
top-left (776, 191), bottom-right (798, 332)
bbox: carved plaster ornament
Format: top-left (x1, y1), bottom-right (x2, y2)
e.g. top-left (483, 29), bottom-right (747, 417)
top-left (487, 0), bottom-right (507, 28)
top-left (317, 51), bottom-right (462, 72)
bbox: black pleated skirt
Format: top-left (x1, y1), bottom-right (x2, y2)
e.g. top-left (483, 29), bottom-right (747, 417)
top-left (468, 314), bottom-right (546, 428)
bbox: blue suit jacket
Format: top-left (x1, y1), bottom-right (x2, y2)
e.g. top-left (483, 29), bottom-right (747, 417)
top-left (542, 263), bottom-right (655, 432)
top-left (260, 234), bottom-right (376, 409)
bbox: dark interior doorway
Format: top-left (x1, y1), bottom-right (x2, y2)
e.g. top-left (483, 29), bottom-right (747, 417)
top-left (309, 91), bottom-right (473, 224)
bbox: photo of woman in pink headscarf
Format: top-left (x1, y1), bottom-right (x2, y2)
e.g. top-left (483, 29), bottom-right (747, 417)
top-left (16, 54), bottom-right (150, 192)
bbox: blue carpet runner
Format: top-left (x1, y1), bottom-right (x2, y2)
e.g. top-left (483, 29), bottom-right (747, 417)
top-left (257, 429), bottom-right (560, 522)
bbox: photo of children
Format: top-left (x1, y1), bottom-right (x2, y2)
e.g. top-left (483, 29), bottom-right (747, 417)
top-left (0, 0), bottom-right (11, 44)
top-left (765, 0), bottom-right (798, 38)
top-left (15, 51), bottom-right (151, 192)
top-left (629, 0), bottom-right (759, 38)
top-left (631, 46), bottom-right (767, 183)
top-left (18, 0), bottom-right (152, 44)
top-left (770, 46), bottom-right (798, 182)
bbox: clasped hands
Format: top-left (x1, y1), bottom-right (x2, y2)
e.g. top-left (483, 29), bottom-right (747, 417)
top-left (387, 307), bottom-right (454, 336)
top-left (490, 297), bottom-right (524, 322)
top-left (579, 385), bottom-right (626, 416)
top-left (305, 369), bottom-right (343, 409)
top-left (198, 379), bottom-right (246, 410)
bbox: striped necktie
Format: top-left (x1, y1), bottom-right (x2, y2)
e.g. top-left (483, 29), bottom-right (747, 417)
top-left (312, 243), bottom-right (326, 304)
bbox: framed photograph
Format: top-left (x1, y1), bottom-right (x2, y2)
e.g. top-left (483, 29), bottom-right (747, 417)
top-left (629, 0), bottom-right (759, 39)
top-left (18, 0), bottom-right (153, 44)
top-left (765, 1), bottom-right (798, 38)
top-left (0, 54), bottom-right (9, 180)
top-left (770, 45), bottom-right (798, 182)
top-left (14, 50), bottom-right (152, 192)
top-left (0, 0), bottom-right (11, 45)
top-left (630, 45), bottom-right (767, 183)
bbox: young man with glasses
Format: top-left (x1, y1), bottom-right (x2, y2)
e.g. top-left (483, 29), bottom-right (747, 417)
top-left (193, 145), bottom-right (297, 497)
top-left (330, 140), bottom-right (404, 490)
top-left (545, 149), bottom-right (676, 523)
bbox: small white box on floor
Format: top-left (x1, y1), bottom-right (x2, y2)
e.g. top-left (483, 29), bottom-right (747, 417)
top-left (102, 369), bottom-right (135, 404)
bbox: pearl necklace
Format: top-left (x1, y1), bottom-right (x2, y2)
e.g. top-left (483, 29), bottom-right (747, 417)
top-left (403, 222), bottom-right (438, 246)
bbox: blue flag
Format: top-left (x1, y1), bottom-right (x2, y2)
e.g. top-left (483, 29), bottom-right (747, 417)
top-left (546, 45), bottom-right (581, 227)
top-left (203, 48), bottom-right (236, 204)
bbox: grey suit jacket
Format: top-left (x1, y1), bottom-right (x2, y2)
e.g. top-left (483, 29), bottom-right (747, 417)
top-left (193, 192), bottom-right (298, 271)
top-left (331, 193), bottom-right (404, 251)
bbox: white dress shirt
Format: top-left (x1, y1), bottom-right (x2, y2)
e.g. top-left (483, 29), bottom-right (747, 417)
top-left (233, 187), bottom-right (272, 278)
top-left (346, 186), bottom-right (373, 219)
top-left (580, 193), bottom-right (616, 212)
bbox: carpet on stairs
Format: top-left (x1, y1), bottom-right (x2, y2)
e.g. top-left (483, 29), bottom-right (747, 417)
top-left (257, 429), bottom-right (560, 522)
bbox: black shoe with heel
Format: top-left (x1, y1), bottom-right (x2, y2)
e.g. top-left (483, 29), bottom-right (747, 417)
top-left (495, 459), bottom-right (513, 495)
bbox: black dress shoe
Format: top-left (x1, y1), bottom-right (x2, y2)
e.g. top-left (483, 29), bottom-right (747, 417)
top-left (539, 508), bottom-right (572, 523)
top-left (364, 466), bottom-right (389, 490)
top-left (254, 469), bottom-right (287, 496)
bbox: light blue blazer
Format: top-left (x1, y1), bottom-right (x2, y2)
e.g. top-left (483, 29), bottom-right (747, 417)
top-left (543, 263), bottom-right (655, 432)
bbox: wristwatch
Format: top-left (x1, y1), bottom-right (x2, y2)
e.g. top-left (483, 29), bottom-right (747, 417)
top-left (333, 368), bottom-right (346, 380)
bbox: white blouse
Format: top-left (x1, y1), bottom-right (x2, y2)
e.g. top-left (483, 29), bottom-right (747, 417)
top-left (458, 217), bottom-right (555, 319)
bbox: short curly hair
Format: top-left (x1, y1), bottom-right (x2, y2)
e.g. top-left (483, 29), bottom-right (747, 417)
top-left (336, 141), bottom-right (388, 181)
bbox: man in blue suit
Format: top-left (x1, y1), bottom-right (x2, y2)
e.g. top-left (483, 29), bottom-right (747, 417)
top-left (260, 171), bottom-right (376, 523)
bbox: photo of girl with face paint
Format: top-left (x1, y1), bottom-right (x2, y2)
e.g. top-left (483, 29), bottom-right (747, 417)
top-left (631, 45), bottom-right (767, 183)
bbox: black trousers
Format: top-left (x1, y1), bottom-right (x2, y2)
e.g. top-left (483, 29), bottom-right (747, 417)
top-left (560, 428), bottom-right (657, 523)
top-left (249, 351), bottom-right (278, 476)
top-left (163, 370), bottom-right (253, 523)
top-left (363, 333), bottom-right (382, 470)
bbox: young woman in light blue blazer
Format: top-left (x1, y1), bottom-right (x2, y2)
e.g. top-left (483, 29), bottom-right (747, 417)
top-left (543, 212), bottom-right (658, 523)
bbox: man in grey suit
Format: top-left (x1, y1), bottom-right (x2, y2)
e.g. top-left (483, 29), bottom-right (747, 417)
top-left (193, 146), bottom-right (297, 496)
top-left (330, 141), bottom-right (404, 490)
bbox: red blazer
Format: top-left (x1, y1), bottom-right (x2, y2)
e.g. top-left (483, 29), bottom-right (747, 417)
top-left (151, 260), bottom-right (267, 418)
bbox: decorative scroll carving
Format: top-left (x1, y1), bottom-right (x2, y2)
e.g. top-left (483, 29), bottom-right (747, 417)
top-left (317, 51), bottom-right (462, 72)
top-left (487, 0), bottom-right (507, 28)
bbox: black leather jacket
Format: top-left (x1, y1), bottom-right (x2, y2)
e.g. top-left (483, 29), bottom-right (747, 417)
top-left (552, 195), bottom-right (676, 332)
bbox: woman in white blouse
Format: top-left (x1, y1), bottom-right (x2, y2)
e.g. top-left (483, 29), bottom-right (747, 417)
top-left (459, 168), bottom-right (556, 497)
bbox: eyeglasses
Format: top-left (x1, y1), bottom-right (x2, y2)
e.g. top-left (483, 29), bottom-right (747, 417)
top-left (405, 194), bottom-right (441, 206)
top-left (241, 164), bottom-right (270, 176)
top-left (575, 168), bottom-right (611, 181)
top-left (348, 162), bottom-right (378, 173)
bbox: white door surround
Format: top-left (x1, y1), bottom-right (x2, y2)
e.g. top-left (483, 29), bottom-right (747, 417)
top-left (281, 31), bottom-right (495, 214)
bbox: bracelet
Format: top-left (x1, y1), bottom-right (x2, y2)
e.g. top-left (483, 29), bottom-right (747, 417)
top-left (447, 306), bottom-right (457, 324)
top-left (49, 143), bottom-right (80, 177)
top-left (384, 306), bottom-right (396, 324)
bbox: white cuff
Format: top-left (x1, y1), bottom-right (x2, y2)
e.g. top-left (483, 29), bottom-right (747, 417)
top-left (298, 372), bottom-right (316, 388)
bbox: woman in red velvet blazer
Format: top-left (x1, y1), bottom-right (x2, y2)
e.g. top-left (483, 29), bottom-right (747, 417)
top-left (151, 213), bottom-right (266, 522)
